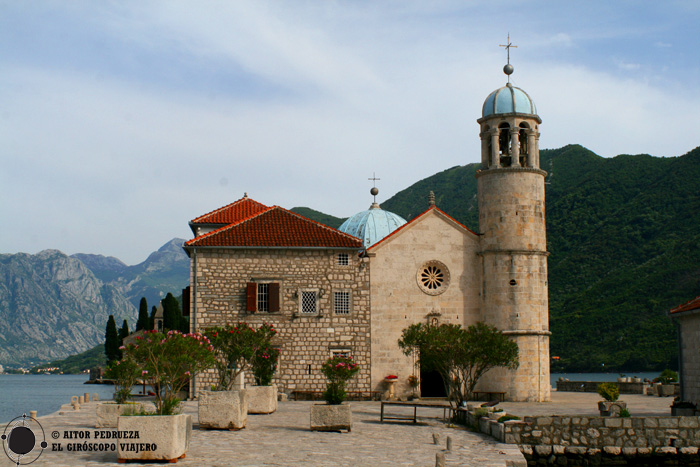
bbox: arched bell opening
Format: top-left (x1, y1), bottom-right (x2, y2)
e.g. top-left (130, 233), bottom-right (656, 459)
top-left (498, 122), bottom-right (511, 167)
top-left (519, 122), bottom-right (530, 167)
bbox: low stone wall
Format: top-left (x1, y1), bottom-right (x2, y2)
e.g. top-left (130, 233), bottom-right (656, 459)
top-left (521, 445), bottom-right (700, 466)
top-left (556, 380), bottom-right (648, 394)
top-left (505, 415), bottom-right (700, 448)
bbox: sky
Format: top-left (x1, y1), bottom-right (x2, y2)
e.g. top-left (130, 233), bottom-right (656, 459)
top-left (2, 1), bottom-right (699, 265)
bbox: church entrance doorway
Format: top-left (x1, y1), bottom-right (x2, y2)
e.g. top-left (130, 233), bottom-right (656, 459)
top-left (420, 370), bottom-right (446, 398)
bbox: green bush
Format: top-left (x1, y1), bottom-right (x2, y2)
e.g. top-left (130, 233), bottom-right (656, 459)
top-left (597, 382), bottom-right (620, 402)
top-left (619, 408), bottom-right (631, 418)
top-left (473, 408), bottom-right (489, 418)
top-left (656, 369), bottom-right (678, 384)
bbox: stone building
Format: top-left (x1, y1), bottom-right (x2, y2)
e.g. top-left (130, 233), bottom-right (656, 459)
top-left (669, 296), bottom-right (700, 407)
top-left (184, 64), bottom-right (551, 402)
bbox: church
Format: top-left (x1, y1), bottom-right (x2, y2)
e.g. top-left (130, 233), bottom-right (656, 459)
top-left (183, 61), bottom-right (551, 402)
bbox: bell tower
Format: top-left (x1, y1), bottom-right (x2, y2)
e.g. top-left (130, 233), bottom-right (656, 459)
top-left (476, 38), bottom-right (550, 402)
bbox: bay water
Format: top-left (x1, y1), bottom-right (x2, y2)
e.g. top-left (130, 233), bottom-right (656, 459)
top-left (0, 374), bottom-right (117, 424)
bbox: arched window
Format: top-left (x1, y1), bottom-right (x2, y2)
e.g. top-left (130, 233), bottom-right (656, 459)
top-left (498, 122), bottom-right (511, 166)
top-left (519, 122), bottom-right (530, 166)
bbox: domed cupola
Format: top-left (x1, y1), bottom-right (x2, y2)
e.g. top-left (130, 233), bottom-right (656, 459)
top-left (482, 83), bottom-right (537, 118)
top-left (338, 186), bottom-right (407, 248)
top-left (477, 43), bottom-right (542, 171)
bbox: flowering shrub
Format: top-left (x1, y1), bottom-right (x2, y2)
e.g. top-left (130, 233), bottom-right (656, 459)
top-left (205, 323), bottom-right (258, 391)
top-left (252, 346), bottom-right (280, 386)
top-left (321, 355), bottom-right (360, 405)
top-left (123, 330), bottom-right (216, 415)
top-left (408, 375), bottom-right (420, 389)
top-left (104, 356), bottom-right (141, 404)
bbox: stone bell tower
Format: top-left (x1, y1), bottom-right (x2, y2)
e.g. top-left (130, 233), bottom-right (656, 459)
top-left (476, 40), bottom-right (550, 402)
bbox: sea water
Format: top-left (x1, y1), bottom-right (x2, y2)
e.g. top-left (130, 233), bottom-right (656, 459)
top-left (550, 372), bottom-right (660, 386)
top-left (0, 374), bottom-right (117, 424)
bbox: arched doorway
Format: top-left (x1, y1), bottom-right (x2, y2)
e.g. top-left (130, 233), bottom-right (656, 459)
top-left (420, 370), bottom-right (446, 398)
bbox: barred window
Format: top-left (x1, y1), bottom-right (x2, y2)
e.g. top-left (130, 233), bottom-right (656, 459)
top-left (337, 253), bottom-right (349, 266)
top-left (257, 283), bottom-right (269, 312)
top-left (301, 291), bottom-right (317, 314)
top-left (334, 291), bottom-right (350, 315)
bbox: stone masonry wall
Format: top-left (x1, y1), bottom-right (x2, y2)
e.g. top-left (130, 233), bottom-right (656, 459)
top-left (680, 312), bottom-right (700, 407)
top-left (189, 247), bottom-right (370, 397)
top-left (504, 415), bottom-right (700, 448)
top-left (368, 210), bottom-right (482, 397)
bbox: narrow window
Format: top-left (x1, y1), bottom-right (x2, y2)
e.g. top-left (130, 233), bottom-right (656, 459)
top-left (334, 291), bottom-right (350, 315)
top-left (257, 283), bottom-right (269, 312)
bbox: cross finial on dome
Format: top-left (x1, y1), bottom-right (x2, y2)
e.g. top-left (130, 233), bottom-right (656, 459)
top-left (368, 172), bottom-right (381, 207)
top-left (500, 33), bottom-right (517, 83)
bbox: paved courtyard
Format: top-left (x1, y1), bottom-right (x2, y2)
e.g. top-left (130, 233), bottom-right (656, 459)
top-left (7, 392), bottom-right (675, 467)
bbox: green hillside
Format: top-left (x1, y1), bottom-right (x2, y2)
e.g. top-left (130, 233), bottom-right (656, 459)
top-left (32, 344), bottom-right (106, 374)
top-left (299, 144), bottom-right (700, 372)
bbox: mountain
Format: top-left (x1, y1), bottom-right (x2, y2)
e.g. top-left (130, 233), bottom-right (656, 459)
top-left (73, 238), bottom-right (190, 309)
top-left (299, 144), bottom-right (700, 372)
top-left (290, 207), bottom-right (346, 229)
top-left (0, 250), bottom-right (135, 366)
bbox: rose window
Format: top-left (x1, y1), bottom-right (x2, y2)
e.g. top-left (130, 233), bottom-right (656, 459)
top-left (416, 260), bottom-right (450, 295)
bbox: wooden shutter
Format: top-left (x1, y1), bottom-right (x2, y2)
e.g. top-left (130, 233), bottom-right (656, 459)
top-left (269, 282), bottom-right (280, 312)
top-left (246, 282), bottom-right (257, 313)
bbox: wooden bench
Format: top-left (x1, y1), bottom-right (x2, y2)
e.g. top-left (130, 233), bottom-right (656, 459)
top-left (292, 390), bottom-right (382, 401)
top-left (380, 401), bottom-right (451, 423)
top-left (471, 391), bottom-right (506, 402)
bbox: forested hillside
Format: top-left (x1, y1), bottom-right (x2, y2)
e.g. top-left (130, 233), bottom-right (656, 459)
top-left (297, 144), bottom-right (700, 372)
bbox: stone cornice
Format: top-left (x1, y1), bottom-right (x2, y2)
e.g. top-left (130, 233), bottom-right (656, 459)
top-left (478, 249), bottom-right (549, 257)
top-left (475, 167), bottom-right (548, 178)
top-left (501, 329), bottom-right (552, 336)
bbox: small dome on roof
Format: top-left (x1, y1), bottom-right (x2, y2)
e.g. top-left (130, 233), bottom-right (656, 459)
top-left (482, 83), bottom-right (537, 118)
top-left (339, 203), bottom-right (407, 248)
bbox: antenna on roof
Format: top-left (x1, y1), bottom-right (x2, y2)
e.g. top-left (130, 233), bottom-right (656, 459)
top-left (499, 33), bottom-right (517, 83)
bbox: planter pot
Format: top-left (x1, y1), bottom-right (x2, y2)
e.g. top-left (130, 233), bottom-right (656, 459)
top-left (310, 403), bottom-right (352, 432)
top-left (95, 402), bottom-right (144, 428)
top-left (198, 390), bottom-right (248, 430)
top-left (671, 406), bottom-right (696, 416)
top-left (598, 401), bottom-right (627, 417)
top-left (657, 384), bottom-right (676, 397)
top-left (117, 413), bottom-right (191, 463)
top-left (248, 385), bottom-right (278, 414)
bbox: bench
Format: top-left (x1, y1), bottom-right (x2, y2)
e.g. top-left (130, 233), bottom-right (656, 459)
top-left (471, 391), bottom-right (506, 402)
top-left (380, 401), bottom-right (451, 423)
top-left (292, 390), bottom-right (382, 401)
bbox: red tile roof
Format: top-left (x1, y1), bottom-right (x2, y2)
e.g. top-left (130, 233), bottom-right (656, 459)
top-left (185, 206), bottom-right (363, 249)
top-left (368, 205), bottom-right (479, 251)
top-left (669, 296), bottom-right (700, 315)
top-left (190, 196), bottom-right (269, 225)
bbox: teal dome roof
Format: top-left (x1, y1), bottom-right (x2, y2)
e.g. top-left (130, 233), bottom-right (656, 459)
top-left (338, 203), bottom-right (407, 248)
top-left (482, 83), bottom-right (537, 118)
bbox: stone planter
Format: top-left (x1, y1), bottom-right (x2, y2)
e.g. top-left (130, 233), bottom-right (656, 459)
top-left (488, 411), bottom-right (507, 420)
top-left (198, 390), bottom-right (248, 430)
top-left (117, 413), bottom-right (191, 463)
top-left (310, 403), bottom-right (352, 432)
top-left (95, 402), bottom-right (144, 428)
top-left (598, 400), bottom-right (627, 417)
top-left (248, 385), bottom-right (278, 414)
top-left (657, 384), bottom-right (676, 397)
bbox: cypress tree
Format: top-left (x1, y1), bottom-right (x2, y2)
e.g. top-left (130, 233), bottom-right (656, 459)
top-left (119, 319), bottom-right (129, 341)
top-left (136, 297), bottom-right (149, 331)
top-left (105, 315), bottom-right (120, 363)
top-left (162, 293), bottom-right (179, 331)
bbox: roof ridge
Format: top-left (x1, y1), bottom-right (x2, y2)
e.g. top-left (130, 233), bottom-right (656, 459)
top-left (669, 295), bottom-right (700, 314)
top-left (185, 206), bottom-right (274, 245)
top-left (275, 206), bottom-right (364, 243)
top-left (368, 205), bottom-right (478, 251)
top-left (190, 196), bottom-right (268, 224)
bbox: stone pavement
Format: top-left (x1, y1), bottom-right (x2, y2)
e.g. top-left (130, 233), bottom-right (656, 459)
top-left (11, 400), bottom-right (524, 467)
top-left (5, 392), bottom-right (674, 467)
